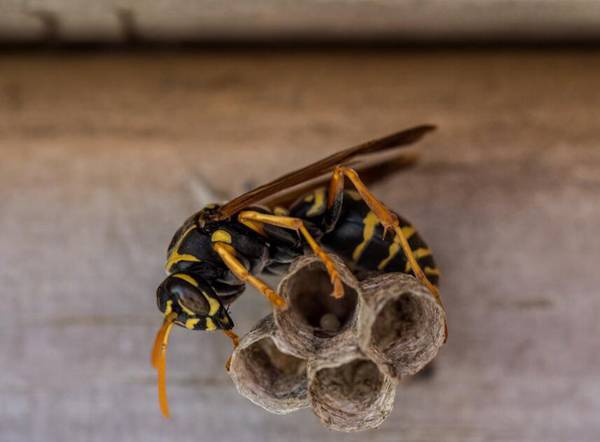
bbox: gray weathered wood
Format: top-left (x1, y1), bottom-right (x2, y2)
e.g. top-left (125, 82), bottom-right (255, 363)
top-left (3, 1), bottom-right (600, 43)
top-left (0, 51), bottom-right (599, 441)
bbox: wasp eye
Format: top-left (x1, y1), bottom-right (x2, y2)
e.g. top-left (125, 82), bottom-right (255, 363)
top-left (157, 274), bottom-right (211, 318)
top-left (173, 283), bottom-right (210, 316)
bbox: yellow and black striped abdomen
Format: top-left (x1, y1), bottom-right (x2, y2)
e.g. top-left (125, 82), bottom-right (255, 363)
top-left (319, 193), bottom-right (440, 286)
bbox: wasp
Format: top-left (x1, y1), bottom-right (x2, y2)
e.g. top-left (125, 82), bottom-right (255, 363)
top-left (151, 125), bottom-right (445, 417)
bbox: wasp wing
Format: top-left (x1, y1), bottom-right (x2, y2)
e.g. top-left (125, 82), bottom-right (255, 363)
top-left (261, 151), bottom-right (420, 209)
top-left (216, 124), bottom-right (435, 219)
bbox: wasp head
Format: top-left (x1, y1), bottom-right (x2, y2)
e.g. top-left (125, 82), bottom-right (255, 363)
top-left (152, 271), bottom-right (233, 418)
top-left (156, 273), bottom-right (233, 331)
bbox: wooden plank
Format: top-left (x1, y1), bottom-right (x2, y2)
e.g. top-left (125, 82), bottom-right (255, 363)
top-left (3, 1), bottom-right (600, 43)
top-left (0, 50), bottom-right (599, 441)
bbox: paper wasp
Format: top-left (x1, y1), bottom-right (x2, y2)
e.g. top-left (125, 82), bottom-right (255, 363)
top-left (151, 125), bottom-right (445, 417)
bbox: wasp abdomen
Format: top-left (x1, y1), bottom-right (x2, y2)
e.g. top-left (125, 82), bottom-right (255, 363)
top-left (291, 189), bottom-right (440, 286)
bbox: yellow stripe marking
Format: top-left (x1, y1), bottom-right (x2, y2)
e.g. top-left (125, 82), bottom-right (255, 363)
top-left (404, 248), bottom-right (432, 272)
top-left (306, 188), bottom-right (326, 217)
top-left (165, 252), bottom-right (200, 273)
top-left (205, 318), bottom-right (217, 331)
top-left (165, 225), bottom-right (200, 272)
top-left (425, 266), bottom-right (440, 276)
top-left (378, 241), bottom-right (400, 270)
top-left (378, 226), bottom-right (416, 270)
top-left (401, 226), bottom-right (416, 239)
top-left (173, 273), bottom-right (199, 287)
top-left (414, 248), bottom-right (432, 259)
top-left (185, 318), bottom-right (200, 329)
top-left (352, 212), bottom-right (379, 262)
top-left (206, 294), bottom-right (221, 316)
top-left (211, 230), bottom-right (232, 244)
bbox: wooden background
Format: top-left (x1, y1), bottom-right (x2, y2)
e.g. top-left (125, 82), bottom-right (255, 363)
top-left (1, 49), bottom-right (599, 441)
top-left (3, 1), bottom-right (600, 43)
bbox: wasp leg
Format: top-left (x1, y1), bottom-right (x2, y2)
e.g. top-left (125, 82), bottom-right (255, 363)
top-left (212, 242), bottom-right (287, 309)
top-left (223, 329), bottom-right (240, 371)
top-left (238, 211), bottom-right (344, 299)
top-left (327, 165), bottom-right (443, 307)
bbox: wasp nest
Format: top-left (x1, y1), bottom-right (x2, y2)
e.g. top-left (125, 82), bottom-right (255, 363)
top-left (228, 255), bottom-right (447, 431)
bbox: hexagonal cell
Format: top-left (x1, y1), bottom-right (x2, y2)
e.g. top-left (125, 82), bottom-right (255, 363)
top-left (308, 351), bottom-right (396, 432)
top-left (372, 293), bottom-right (427, 348)
top-left (287, 263), bottom-right (358, 336)
top-left (358, 273), bottom-right (446, 379)
top-left (274, 255), bottom-right (361, 358)
top-left (228, 315), bottom-right (309, 414)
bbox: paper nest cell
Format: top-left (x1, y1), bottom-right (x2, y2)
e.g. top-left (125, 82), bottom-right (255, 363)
top-left (227, 254), bottom-right (447, 432)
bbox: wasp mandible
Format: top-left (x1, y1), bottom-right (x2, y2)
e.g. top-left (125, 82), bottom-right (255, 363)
top-left (151, 125), bottom-right (445, 417)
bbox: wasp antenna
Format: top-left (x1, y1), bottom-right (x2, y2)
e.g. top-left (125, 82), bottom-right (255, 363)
top-left (152, 313), bottom-right (177, 418)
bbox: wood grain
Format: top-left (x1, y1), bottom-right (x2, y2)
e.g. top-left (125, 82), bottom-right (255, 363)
top-left (3, 1), bottom-right (600, 43)
top-left (0, 50), bottom-right (599, 441)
